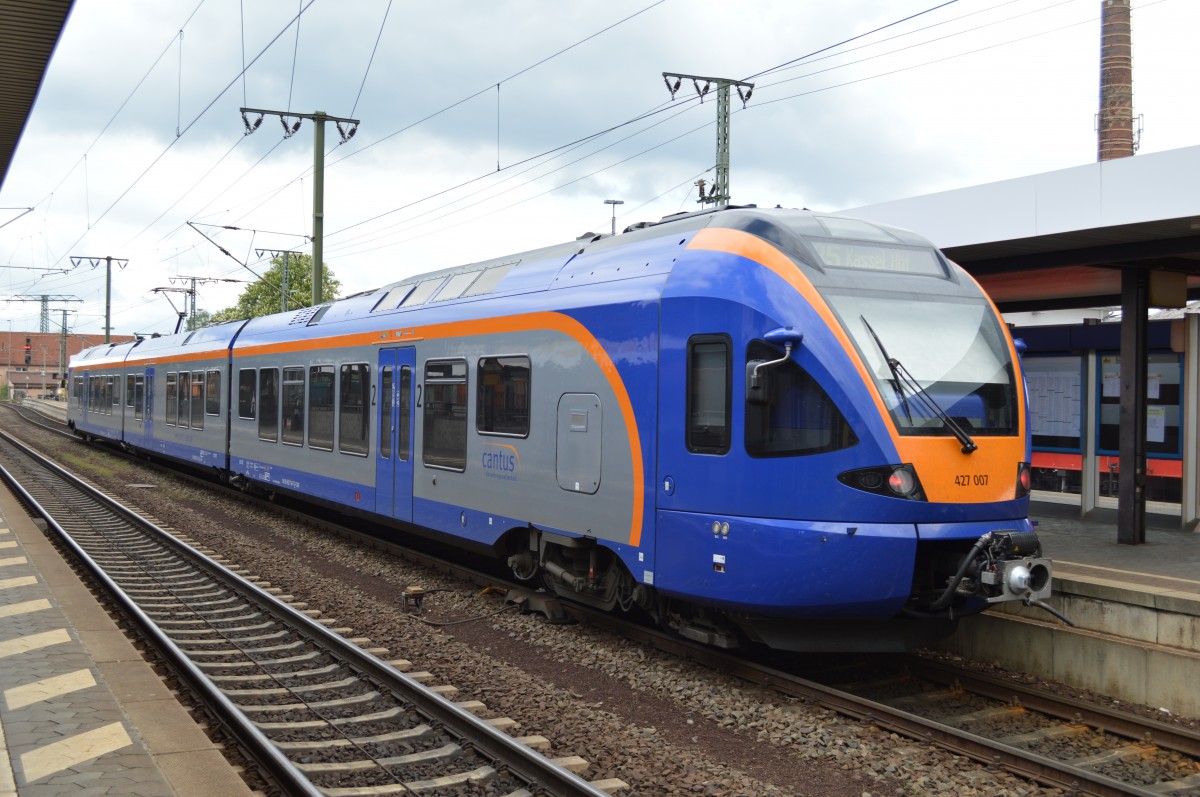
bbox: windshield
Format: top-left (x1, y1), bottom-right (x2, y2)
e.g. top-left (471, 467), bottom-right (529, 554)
top-left (826, 292), bottom-right (1018, 436)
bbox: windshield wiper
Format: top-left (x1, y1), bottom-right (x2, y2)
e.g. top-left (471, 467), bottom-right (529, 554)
top-left (860, 316), bottom-right (977, 454)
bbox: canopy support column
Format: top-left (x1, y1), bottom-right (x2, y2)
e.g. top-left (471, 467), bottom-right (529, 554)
top-left (1118, 267), bottom-right (1148, 544)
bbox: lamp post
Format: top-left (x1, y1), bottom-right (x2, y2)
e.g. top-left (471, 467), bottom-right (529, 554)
top-left (604, 199), bottom-right (624, 236)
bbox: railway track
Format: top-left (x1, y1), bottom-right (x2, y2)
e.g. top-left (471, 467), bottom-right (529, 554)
top-left (561, 607), bottom-right (1200, 796)
top-left (7, 402), bottom-right (1200, 795)
top-left (829, 656), bottom-right (1200, 794)
top-left (0, 423), bottom-right (623, 796)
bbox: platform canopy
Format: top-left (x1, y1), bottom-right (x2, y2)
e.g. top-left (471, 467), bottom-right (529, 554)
top-left (0, 0), bottom-right (74, 193)
top-left (842, 146), bottom-right (1200, 313)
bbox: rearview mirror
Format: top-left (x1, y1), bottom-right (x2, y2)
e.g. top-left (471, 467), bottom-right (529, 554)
top-left (747, 327), bottom-right (802, 404)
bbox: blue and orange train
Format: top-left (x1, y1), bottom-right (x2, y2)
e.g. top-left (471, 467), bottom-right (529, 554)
top-left (68, 206), bottom-right (1053, 651)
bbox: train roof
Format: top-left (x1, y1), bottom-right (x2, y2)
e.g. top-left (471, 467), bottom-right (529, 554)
top-left (69, 339), bottom-right (143, 368)
top-left (70, 319), bottom-right (249, 367)
top-left (234, 205), bottom-right (937, 343)
top-left (73, 205), bottom-right (941, 364)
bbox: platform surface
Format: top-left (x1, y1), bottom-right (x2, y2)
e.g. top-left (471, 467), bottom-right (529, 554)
top-left (1033, 502), bottom-right (1200, 603)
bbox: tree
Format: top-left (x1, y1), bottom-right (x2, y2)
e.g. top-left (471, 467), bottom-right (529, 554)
top-left (185, 309), bottom-right (213, 331)
top-left (212, 254), bottom-right (341, 323)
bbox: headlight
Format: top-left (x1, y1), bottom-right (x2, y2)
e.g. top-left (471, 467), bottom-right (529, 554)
top-left (1016, 462), bottom-right (1031, 498)
top-left (838, 464), bottom-right (926, 501)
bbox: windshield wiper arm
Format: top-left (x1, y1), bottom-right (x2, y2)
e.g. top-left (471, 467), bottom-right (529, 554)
top-left (860, 315), bottom-right (912, 425)
top-left (860, 316), bottom-right (977, 454)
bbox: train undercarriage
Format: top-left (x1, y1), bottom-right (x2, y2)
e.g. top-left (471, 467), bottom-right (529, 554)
top-left (505, 526), bottom-right (1062, 653)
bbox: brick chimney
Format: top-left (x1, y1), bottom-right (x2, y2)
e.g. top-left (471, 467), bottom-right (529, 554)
top-left (1098, 0), bottom-right (1134, 160)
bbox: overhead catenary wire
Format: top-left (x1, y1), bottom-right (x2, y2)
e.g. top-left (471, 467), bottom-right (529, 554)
top-left (323, 96), bottom-right (695, 242)
top-left (350, 0), bottom-right (393, 117)
top-left (742, 0), bottom-right (963, 81)
top-left (327, 114), bottom-right (716, 260)
top-left (750, 6), bottom-right (1105, 110)
top-left (325, 95), bottom-right (698, 250)
top-left (287, 0), bottom-right (302, 113)
top-left (323, 100), bottom-right (703, 257)
top-left (756, 0), bottom-right (1085, 93)
top-left (320, 0), bottom-right (672, 167)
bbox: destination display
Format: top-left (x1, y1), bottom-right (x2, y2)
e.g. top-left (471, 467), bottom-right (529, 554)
top-left (810, 240), bottom-right (945, 276)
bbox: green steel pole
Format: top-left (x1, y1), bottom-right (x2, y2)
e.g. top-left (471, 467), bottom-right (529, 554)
top-left (312, 112), bottom-right (325, 306)
top-left (105, 255), bottom-right (111, 343)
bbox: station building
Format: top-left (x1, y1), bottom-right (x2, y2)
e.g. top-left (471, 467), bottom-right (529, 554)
top-left (0, 331), bottom-right (134, 401)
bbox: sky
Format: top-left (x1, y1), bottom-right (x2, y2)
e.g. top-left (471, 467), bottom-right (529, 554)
top-left (0, 0), bottom-right (1197, 341)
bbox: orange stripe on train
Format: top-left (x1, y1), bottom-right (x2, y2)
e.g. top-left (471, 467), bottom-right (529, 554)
top-left (80, 312), bottom-right (647, 547)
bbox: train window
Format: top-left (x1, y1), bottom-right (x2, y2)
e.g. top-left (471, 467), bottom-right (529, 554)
top-left (815, 216), bottom-right (902, 242)
top-left (425, 360), bottom-right (466, 380)
top-left (399, 277), bottom-right (443, 307)
top-left (432, 271), bottom-right (480, 302)
top-left (178, 372), bottom-right (191, 428)
top-left (238, 369), bottom-right (256, 419)
top-left (309, 365), bottom-right (334, 451)
top-left (166, 373), bottom-right (178, 425)
top-left (282, 367), bottom-right (305, 446)
top-left (108, 376), bottom-right (117, 415)
top-left (126, 375), bottom-right (135, 408)
top-left (306, 306), bottom-right (331, 327)
top-left (399, 366), bottom-right (411, 462)
top-left (423, 359), bottom-right (467, 471)
top-left (73, 377), bottom-right (82, 404)
top-left (374, 285), bottom-right (413, 311)
top-left (380, 367), bottom-right (393, 459)
top-left (476, 356), bottom-right (530, 437)
top-left (258, 368), bottom-right (279, 442)
top-left (687, 336), bottom-right (731, 454)
top-left (745, 341), bottom-right (857, 458)
top-left (206, 370), bottom-right (221, 416)
top-left (134, 375), bottom-right (144, 422)
top-left (462, 261), bottom-right (518, 297)
top-left (191, 372), bottom-right (205, 430)
top-left (338, 363), bottom-right (370, 456)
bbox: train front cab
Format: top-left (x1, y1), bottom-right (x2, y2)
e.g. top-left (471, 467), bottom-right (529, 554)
top-left (653, 211), bottom-right (1050, 652)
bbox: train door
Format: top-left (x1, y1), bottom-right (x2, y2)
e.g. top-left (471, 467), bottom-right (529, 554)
top-left (656, 328), bottom-right (735, 515)
top-left (144, 367), bottom-right (154, 441)
top-left (376, 348), bottom-right (415, 522)
top-left (81, 373), bottom-right (91, 431)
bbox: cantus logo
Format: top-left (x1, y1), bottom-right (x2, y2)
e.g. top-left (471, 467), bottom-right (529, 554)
top-left (481, 442), bottom-right (520, 480)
